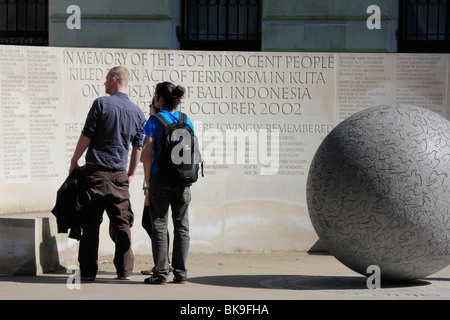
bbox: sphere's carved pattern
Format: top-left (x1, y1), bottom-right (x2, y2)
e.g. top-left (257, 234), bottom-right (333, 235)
top-left (307, 105), bottom-right (450, 281)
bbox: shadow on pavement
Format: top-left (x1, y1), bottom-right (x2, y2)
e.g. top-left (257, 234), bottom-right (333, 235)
top-left (188, 274), bottom-right (432, 291)
top-left (0, 270), bottom-right (144, 285)
top-left (1, 272), bottom-right (440, 291)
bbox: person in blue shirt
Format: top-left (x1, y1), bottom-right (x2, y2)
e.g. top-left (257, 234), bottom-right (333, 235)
top-left (141, 82), bottom-right (194, 285)
top-left (140, 97), bottom-right (172, 276)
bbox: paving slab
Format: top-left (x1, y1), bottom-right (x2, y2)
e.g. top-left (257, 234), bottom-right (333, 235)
top-left (0, 252), bottom-right (449, 303)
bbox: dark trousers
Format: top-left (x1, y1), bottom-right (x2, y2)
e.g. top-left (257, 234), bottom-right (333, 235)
top-left (141, 205), bottom-right (152, 237)
top-left (149, 173), bottom-right (191, 281)
top-left (79, 168), bottom-right (134, 278)
top-left (142, 205), bottom-right (171, 267)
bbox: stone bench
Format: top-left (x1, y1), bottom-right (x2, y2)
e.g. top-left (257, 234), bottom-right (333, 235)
top-left (0, 212), bottom-right (77, 275)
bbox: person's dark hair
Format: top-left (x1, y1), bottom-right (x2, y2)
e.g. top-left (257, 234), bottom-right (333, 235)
top-left (156, 82), bottom-right (186, 111)
top-left (151, 96), bottom-right (161, 113)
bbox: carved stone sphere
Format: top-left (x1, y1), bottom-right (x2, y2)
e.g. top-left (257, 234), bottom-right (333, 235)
top-left (307, 105), bottom-right (450, 281)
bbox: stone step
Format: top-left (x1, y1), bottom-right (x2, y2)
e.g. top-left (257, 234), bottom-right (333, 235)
top-left (0, 212), bottom-right (77, 275)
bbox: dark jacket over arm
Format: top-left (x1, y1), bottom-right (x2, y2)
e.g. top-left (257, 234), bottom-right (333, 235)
top-left (51, 169), bottom-right (83, 240)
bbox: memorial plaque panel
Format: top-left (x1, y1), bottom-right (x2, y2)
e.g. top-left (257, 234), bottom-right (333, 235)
top-left (0, 45), bottom-right (449, 253)
top-left (395, 55), bottom-right (447, 117)
top-left (337, 54), bottom-right (395, 119)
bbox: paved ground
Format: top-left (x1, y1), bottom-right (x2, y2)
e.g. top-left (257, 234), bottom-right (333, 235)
top-left (1, 252), bottom-right (449, 303)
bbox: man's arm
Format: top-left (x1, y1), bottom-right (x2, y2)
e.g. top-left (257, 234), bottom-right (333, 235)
top-left (69, 134), bottom-right (91, 175)
top-left (141, 135), bottom-right (154, 187)
top-left (128, 145), bottom-right (143, 183)
top-left (140, 137), bottom-right (147, 163)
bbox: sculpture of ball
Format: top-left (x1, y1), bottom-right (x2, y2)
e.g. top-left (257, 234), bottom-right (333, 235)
top-left (306, 105), bottom-right (450, 282)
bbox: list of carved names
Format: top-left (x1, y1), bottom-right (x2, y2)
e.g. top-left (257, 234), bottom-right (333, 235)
top-left (337, 54), bottom-right (447, 119)
top-left (0, 47), bottom-right (62, 183)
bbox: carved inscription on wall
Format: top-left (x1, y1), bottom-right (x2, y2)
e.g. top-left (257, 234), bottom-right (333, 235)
top-left (396, 55), bottom-right (446, 116)
top-left (0, 46), bottom-right (26, 182)
top-left (0, 46), bottom-right (449, 188)
top-left (60, 49), bottom-right (336, 178)
top-left (338, 55), bottom-right (393, 119)
top-left (169, 52), bottom-right (336, 177)
top-left (0, 46), bottom-right (63, 183)
top-left (337, 54), bottom-right (447, 120)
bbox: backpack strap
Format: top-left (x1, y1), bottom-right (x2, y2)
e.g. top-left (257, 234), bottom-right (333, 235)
top-left (178, 112), bottom-right (187, 125)
top-left (152, 113), bottom-right (170, 128)
top-left (153, 112), bottom-right (187, 126)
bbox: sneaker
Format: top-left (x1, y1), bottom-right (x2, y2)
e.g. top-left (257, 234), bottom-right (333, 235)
top-left (140, 269), bottom-right (153, 276)
top-left (173, 277), bottom-right (186, 284)
top-left (115, 276), bottom-right (131, 280)
top-left (144, 276), bottom-right (167, 285)
top-left (142, 265), bottom-right (172, 275)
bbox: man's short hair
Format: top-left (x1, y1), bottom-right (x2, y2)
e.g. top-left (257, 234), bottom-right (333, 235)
top-left (108, 66), bottom-right (130, 87)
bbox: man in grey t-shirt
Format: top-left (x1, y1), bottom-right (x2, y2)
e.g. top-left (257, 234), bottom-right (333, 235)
top-left (69, 66), bottom-right (146, 281)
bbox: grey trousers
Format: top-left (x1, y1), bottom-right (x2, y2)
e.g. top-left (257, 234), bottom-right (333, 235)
top-left (149, 173), bottom-right (191, 281)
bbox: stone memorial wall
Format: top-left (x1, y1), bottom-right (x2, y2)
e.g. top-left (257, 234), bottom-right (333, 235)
top-left (0, 45), bottom-right (449, 254)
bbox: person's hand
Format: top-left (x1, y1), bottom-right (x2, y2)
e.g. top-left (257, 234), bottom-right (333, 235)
top-left (144, 189), bottom-right (149, 206)
top-left (69, 160), bottom-right (80, 175)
